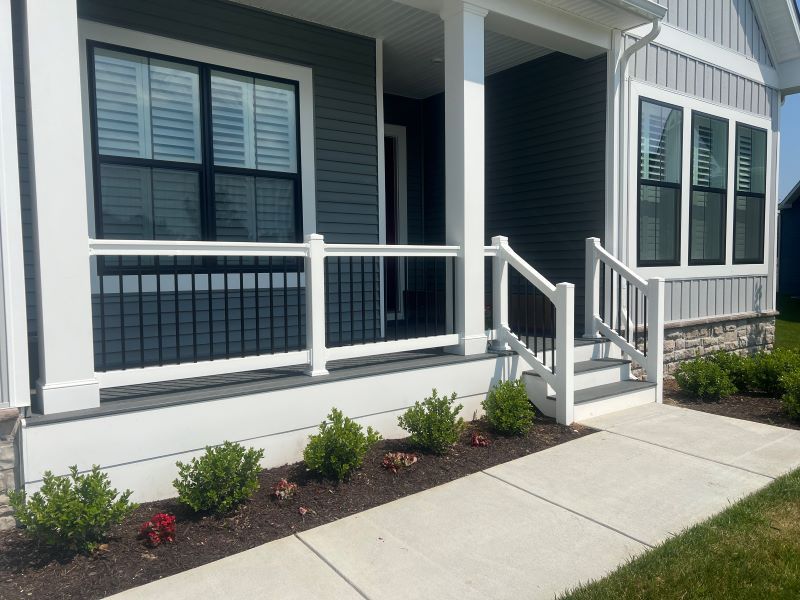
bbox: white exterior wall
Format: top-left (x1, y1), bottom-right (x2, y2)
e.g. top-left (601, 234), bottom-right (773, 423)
top-left (20, 353), bottom-right (533, 502)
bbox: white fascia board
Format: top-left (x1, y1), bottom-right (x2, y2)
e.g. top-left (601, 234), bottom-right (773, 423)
top-left (599, 0), bottom-right (666, 21)
top-left (777, 57), bottom-right (800, 95)
top-left (626, 23), bottom-right (780, 88)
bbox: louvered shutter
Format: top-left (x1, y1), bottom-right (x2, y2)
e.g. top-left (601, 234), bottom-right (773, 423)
top-left (150, 60), bottom-right (201, 163)
top-left (255, 81), bottom-right (297, 173)
top-left (211, 72), bottom-right (255, 168)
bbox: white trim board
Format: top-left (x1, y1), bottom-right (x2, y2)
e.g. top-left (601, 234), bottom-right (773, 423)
top-left (77, 20), bottom-right (318, 239)
top-left (627, 80), bottom-right (774, 281)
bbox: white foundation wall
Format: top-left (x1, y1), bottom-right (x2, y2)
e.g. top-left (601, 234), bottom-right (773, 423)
top-left (19, 354), bottom-right (533, 502)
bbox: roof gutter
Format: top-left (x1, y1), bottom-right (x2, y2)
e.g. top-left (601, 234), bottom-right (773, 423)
top-left (615, 18), bottom-right (662, 261)
top-left (599, 0), bottom-right (667, 22)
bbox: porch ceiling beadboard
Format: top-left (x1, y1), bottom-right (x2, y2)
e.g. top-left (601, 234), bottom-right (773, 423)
top-left (78, 0), bottom-right (380, 244)
top-left (235, 0), bottom-right (552, 98)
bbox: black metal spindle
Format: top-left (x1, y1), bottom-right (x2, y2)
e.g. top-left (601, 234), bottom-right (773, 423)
top-left (617, 272), bottom-right (622, 337)
top-left (268, 257), bottom-right (275, 353)
top-left (255, 267), bottom-right (261, 356)
top-left (434, 257), bottom-right (440, 335)
top-left (337, 258), bottom-right (343, 345)
top-left (174, 268), bottom-right (181, 364)
top-left (223, 269), bottom-right (230, 357)
top-left (208, 272), bottom-right (214, 360)
top-left (98, 264), bottom-right (107, 372)
top-left (241, 270), bottom-right (246, 357)
top-left (360, 256), bottom-right (366, 342)
top-left (550, 302), bottom-right (555, 370)
top-left (643, 296), bottom-right (648, 356)
top-left (297, 257), bottom-right (302, 350)
top-left (283, 258), bottom-right (289, 352)
top-left (524, 277), bottom-right (529, 347)
top-left (191, 261), bottom-right (198, 362)
top-left (635, 287), bottom-right (639, 351)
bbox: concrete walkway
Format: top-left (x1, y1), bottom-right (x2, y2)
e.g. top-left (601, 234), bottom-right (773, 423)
top-left (109, 404), bottom-right (800, 600)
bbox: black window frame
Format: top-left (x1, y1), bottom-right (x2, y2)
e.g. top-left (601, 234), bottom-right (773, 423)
top-left (732, 122), bottom-right (768, 265)
top-left (87, 40), bottom-right (304, 272)
top-left (688, 111), bottom-right (728, 266)
top-left (637, 97), bottom-right (683, 268)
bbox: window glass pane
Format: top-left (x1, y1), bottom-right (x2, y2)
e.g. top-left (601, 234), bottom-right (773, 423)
top-left (94, 49), bottom-right (151, 159)
top-left (692, 115), bottom-right (727, 189)
top-left (211, 72), bottom-right (254, 168)
top-left (215, 173), bottom-right (256, 240)
top-left (640, 101), bottom-right (682, 184)
top-left (149, 60), bottom-right (201, 163)
top-left (734, 195), bottom-right (765, 262)
top-left (255, 178), bottom-right (296, 241)
top-left (100, 164), bottom-right (153, 239)
top-left (690, 191), bottom-right (725, 263)
top-left (736, 125), bottom-right (767, 194)
top-left (254, 80), bottom-right (297, 173)
top-left (639, 185), bottom-right (679, 263)
top-left (152, 169), bottom-right (201, 239)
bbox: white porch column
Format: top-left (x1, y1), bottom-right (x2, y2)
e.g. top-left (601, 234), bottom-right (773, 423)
top-left (442, 1), bottom-right (488, 355)
top-left (0, 0), bottom-right (30, 409)
top-left (24, 0), bottom-right (99, 413)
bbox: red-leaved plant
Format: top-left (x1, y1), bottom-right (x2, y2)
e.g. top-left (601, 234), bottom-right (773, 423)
top-left (470, 431), bottom-right (491, 447)
top-left (381, 451), bottom-right (418, 473)
top-left (272, 478), bottom-right (299, 500)
top-left (139, 513), bottom-right (176, 547)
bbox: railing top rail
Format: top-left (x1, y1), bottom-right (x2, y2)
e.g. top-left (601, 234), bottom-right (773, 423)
top-left (592, 241), bottom-right (648, 291)
top-left (500, 244), bottom-right (557, 300)
top-left (483, 245), bottom-right (499, 257)
top-left (323, 243), bottom-right (460, 257)
top-left (89, 239), bottom-right (309, 257)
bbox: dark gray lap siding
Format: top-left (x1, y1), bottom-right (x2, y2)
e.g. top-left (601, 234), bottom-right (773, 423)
top-left (485, 53), bottom-right (607, 332)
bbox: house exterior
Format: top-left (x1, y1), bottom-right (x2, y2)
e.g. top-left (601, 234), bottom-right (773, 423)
top-left (0, 0), bottom-right (798, 511)
top-left (779, 180), bottom-right (800, 297)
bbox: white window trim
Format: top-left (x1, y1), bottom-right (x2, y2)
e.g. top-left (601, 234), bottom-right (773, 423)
top-left (628, 80), bottom-right (773, 280)
top-left (77, 20), bottom-right (317, 239)
top-left (384, 123), bottom-right (409, 319)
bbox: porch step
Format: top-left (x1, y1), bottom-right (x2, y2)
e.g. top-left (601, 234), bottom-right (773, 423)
top-left (524, 358), bottom-right (632, 391)
top-left (537, 380), bottom-right (657, 422)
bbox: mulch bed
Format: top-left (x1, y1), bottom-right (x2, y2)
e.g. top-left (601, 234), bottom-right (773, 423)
top-left (663, 378), bottom-right (800, 430)
top-left (0, 416), bottom-right (592, 600)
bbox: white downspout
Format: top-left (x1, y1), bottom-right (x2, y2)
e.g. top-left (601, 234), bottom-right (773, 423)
top-left (616, 19), bottom-right (661, 263)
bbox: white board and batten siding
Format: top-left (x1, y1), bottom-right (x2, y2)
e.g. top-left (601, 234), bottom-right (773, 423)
top-left (651, 0), bottom-right (773, 66)
top-left (664, 275), bottom-right (768, 322)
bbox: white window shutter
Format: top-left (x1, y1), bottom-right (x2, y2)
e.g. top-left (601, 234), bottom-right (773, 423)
top-left (211, 72), bottom-right (255, 168)
top-left (255, 81), bottom-right (297, 173)
top-left (149, 60), bottom-right (201, 163)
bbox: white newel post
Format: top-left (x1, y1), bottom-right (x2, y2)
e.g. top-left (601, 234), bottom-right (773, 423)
top-left (0, 0), bottom-right (31, 409)
top-left (555, 282), bottom-right (575, 425)
top-left (584, 237), bottom-right (601, 338)
top-left (490, 236), bottom-right (509, 351)
top-left (442, 2), bottom-right (488, 355)
top-left (25, 0), bottom-right (99, 413)
top-left (305, 234), bottom-right (329, 376)
top-left (646, 277), bottom-right (665, 402)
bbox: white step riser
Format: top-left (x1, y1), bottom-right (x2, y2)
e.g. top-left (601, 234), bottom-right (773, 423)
top-left (573, 387), bottom-right (657, 422)
top-left (522, 363), bottom-right (630, 395)
top-left (574, 341), bottom-right (619, 362)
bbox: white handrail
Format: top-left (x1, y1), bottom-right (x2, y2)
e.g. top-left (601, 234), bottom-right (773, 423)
top-left (496, 243), bottom-right (557, 300)
top-left (89, 238), bottom-right (309, 257)
top-left (325, 243), bottom-right (460, 257)
top-left (591, 239), bottom-right (647, 291)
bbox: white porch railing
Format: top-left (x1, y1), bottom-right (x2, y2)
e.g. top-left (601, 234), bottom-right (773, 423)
top-left (584, 237), bottom-right (665, 399)
top-left (485, 236), bottom-right (575, 424)
top-left (88, 235), bottom-right (459, 388)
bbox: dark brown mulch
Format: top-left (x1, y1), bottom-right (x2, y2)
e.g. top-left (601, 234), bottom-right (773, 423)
top-left (0, 416), bottom-right (592, 600)
top-left (663, 378), bottom-right (800, 430)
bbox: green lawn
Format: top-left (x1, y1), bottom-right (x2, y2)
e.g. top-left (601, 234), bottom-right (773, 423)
top-left (560, 468), bottom-right (800, 600)
top-left (776, 294), bottom-right (800, 350)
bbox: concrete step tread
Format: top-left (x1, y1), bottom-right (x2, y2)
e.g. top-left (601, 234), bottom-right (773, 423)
top-left (547, 380), bottom-right (656, 404)
top-left (524, 358), bottom-right (630, 378)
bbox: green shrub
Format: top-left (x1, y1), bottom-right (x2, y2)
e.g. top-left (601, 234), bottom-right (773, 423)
top-left (9, 465), bottom-right (136, 552)
top-left (174, 441), bottom-right (264, 514)
top-left (675, 357), bottom-right (736, 400)
top-left (303, 408), bottom-right (381, 481)
top-left (482, 379), bottom-right (534, 436)
top-left (398, 389), bottom-right (465, 454)
top-left (707, 351), bottom-right (755, 391)
top-left (752, 348), bottom-right (800, 396)
top-left (780, 368), bottom-right (800, 419)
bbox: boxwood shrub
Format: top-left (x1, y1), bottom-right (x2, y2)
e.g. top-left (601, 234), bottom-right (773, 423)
top-left (9, 465), bottom-right (136, 552)
top-left (482, 379), bottom-right (534, 435)
top-left (675, 357), bottom-right (736, 400)
top-left (173, 441), bottom-right (264, 514)
top-left (303, 408), bottom-right (381, 481)
top-left (398, 389), bottom-right (465, 455)
top-left (781, 369), bottom-right (800, 419)
top-left (751, 348), bottom-right (800, 397)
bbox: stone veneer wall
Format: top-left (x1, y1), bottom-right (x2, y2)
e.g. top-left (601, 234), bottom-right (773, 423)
top-left (0, 411), bottom-right (19, 530)
top-left (663, 312), bottom-right (776, 375)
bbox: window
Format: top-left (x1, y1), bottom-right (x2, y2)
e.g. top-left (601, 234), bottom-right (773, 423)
top-left (89, 44), bottom-right (301, 243)
top-left (689, 113), bottom-right (728, 264)
top-left (733, 124), bottom-right (767, 264)
top-left (638, 99), bottom-right (682, 266)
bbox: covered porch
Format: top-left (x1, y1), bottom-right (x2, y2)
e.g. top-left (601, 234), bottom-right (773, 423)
top-left (12, 0), bottom-right (664, 422)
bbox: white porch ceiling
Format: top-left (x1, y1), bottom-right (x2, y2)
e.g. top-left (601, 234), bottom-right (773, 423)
top-left (234, 0), bottom-right (553, 98)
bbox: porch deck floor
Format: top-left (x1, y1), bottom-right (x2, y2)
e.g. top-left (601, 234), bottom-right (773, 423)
top-left (27, 350), bottom-right (505, 426)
